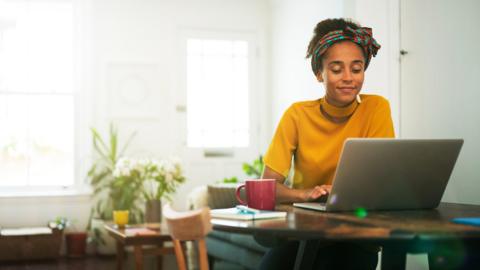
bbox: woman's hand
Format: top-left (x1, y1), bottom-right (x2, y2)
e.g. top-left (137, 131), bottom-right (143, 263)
top-left (302, 185), bottom-right (332, 201)
top-left (262, 166), bottom-right (332, 203)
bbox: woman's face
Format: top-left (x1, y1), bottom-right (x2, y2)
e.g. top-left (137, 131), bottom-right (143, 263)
top-left (316, 41), bottom-right (365, 107)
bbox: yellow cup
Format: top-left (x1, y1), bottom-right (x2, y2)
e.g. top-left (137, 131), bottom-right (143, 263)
top-left (113, 210), bottom-right (129, 228)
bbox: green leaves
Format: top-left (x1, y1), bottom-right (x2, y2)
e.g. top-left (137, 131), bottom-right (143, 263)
top-left (90, 127), bottom-right (111, 164)
top-left (242, 155), bottom-right (264, 178)
top-left (88, 124), bottom-right (186, 229)
top-left (88, 124), bottom-right (139, 223)
top-left (115, 158), bottom-right (186, 201)
top-left (48, 216), bottom-right (71, 230)
top-left (222, 176), bottom-right (239, 183)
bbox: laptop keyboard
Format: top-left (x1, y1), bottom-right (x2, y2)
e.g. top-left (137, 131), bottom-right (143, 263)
top-left (293, 202), bottom-right (327, 211)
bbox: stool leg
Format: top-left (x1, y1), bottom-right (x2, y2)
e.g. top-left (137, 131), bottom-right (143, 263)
top-left (157, 241), bottom-right (164, 270)
top-left (173, 239), bottom-right (187, 270)
top-left (134, 245), bottom-right (144, 270)
top-left (116, 241), bottom-right (125, 270)
top-left (198, 239), bottom-right (209, 270)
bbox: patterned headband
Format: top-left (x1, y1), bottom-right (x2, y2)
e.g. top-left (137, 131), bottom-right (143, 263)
top-left (311, 26), bottom-right (381, 74)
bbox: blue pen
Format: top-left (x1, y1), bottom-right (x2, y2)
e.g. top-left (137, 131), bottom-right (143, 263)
top-left (236, 205), bottom-right (261, 214)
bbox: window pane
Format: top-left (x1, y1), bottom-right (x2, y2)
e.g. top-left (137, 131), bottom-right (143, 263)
top-left (0, 1), bottom-right (75, 188)
top-left (29, 95), bottom-right (74, 186)
top-left (0, 95), bottom-right (29, 186)
top-left (0, 94), bottom-right (74, 187)
top-left (186, 39), bottom-right (249, 148)
top-left (0, 1), bottom-right (73, 94)
top-left (233, 41), bottom-right (248, 56)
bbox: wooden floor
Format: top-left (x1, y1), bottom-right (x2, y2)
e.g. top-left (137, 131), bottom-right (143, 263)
top-left (0, 256), bottom-right (116, 270)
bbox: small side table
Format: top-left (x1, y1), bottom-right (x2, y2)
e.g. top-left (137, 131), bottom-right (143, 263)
top-left (104, 223), bottom-right (175, 270)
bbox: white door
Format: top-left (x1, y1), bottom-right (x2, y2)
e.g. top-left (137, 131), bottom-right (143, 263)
top-left (171, 30), bottom-right (264, 209)
top-left (400, 0), bottom-right (480, 203)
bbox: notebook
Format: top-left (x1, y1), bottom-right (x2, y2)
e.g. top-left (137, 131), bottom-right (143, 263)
top-left (125, 228), bottom-right (158, 236)
top-left (210, 207), bottom-right (287, 220)
top-left (294, 138), bottom-right (463, 212)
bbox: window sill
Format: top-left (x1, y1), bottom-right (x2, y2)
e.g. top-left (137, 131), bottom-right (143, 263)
top-left (0, 186), bottom-right (92, 199)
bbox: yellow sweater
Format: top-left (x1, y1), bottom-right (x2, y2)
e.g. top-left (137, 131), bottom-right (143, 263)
top-left (264, 94), bottom-right (395, 189)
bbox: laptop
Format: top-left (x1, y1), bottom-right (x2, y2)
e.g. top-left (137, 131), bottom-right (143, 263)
top-left (293, 138), bottom-right (463, 212)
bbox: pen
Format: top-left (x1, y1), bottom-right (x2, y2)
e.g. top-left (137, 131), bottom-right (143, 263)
top-left (236, 205), bottom-right (261, 214)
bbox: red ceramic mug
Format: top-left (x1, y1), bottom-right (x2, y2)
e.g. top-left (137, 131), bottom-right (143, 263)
top-left (235, 179), bottom-right (276, 210)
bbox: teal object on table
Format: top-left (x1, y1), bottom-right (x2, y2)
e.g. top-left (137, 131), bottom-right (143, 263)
top-left (451, 217), bottom-right (480, 226)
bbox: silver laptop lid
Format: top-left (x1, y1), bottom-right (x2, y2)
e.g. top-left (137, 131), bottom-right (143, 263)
top-left (325, 138), bottom-right (463, 211)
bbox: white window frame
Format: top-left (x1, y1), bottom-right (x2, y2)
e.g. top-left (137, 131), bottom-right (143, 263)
top-left (0, 0), bottom-right (92, 197)
top-left (176, 29), bottom-right (261, 161)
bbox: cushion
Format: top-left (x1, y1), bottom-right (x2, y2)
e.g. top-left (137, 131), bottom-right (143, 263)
top-left (207, 184), bottom-right (245, 209)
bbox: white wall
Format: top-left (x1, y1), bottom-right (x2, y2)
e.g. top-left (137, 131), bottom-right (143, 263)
top-left (0, 195), bottom-right (92, 230)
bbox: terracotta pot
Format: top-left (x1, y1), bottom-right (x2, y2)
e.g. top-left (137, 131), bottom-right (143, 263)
top-left (65, 232), bottom-right (87, 258)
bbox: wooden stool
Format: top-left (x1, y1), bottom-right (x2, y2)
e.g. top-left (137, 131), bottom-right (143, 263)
top-left (163, 204), bottom-right (212, 270)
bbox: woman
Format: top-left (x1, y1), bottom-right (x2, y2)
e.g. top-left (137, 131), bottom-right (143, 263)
top-left (260, 18), bottom-right (394, 269)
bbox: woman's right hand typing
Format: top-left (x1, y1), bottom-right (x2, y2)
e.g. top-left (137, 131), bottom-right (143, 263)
top-left (302, 185), bottom-right (332, 201)
top-left (262, 166), bottom-right (332, 203)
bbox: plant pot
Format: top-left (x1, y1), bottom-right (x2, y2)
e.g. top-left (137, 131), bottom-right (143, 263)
top-left (90, 218), bottom-right (116, 255)
top-left (145, 199), bottom-right (162, 223)
top-left (65, 232), bottom-right (87, 258)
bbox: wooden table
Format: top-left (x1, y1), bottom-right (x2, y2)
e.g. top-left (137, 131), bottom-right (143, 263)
top-left (211, 203), bottom-right (480, 270)
top-left (104, 223), bottom-right (175, 270)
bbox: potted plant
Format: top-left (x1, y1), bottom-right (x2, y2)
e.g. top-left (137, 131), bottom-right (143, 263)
top-left (48, 217), bottom-right (87, 258)
top-left (62, 219), bottom-right (88, 258)
top-left (112, 157), bottom-right (186, 224)
top-left (87, 124), bottom-right (138, 254)
top-left (48, 216), bottom-right (71, 231)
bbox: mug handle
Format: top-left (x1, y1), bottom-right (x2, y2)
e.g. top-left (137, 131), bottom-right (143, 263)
top-left (235, 184), bottom-right (247, 205)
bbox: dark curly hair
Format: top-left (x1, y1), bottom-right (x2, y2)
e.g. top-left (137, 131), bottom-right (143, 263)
top-left (306, 18), bottom-right (362, 75)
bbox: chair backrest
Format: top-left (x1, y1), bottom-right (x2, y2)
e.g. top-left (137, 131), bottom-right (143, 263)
top-left (163, 204), bottom-right (212, 270)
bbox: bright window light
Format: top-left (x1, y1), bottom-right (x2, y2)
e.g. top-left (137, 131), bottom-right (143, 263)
top-left (186, 38), bottom-right (249, 148)
top-left (0, 1), bottom-right (75, 187)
